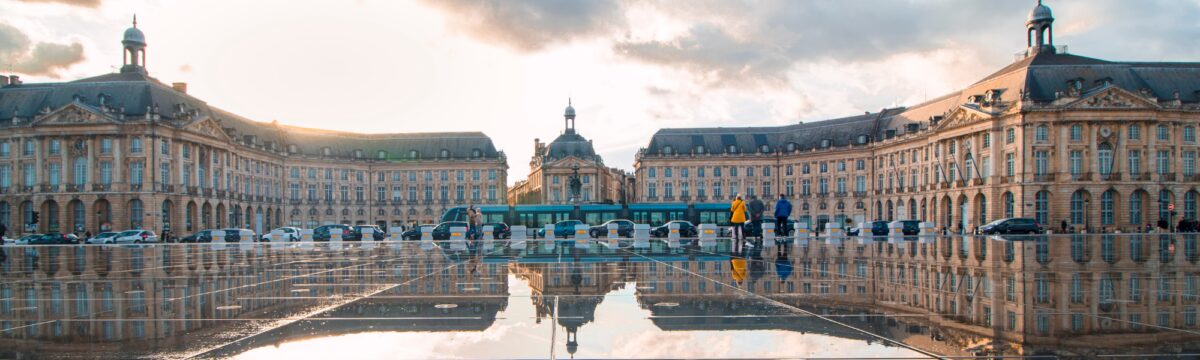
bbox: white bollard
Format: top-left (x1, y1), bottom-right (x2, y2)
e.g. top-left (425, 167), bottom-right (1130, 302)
top-left (449, 226), bottom-right (468, 251)
top-left (543, 224), bottom-right (556, 251)
top-left (240, 229), bottom-right (254, 243)
top-left (270, 229), bottom-right (286, 243)
top-left (825, 222), bottom-right (844, 245)
top-left (361, 227), bottom-right (376, 242)
top-left (211, 230), bottom-right (227, 250)
top-left (510, 225), bottom-right (528, 250)
top-left (919, 222), bottom-right (937, 244)
top-left (330, 228), bottom-right (344, 243)
top-left (388, 227), bottom-right (404, 242)
top-left (698, 224), bottom-right (717, 247)
top-left (888, 221), bottom-right (904, 244)
top-left (633, 224), bottom-right (651, 249)
top-left (606, 223), bottom-right (620, 247)
top-left (793, 222), bottom-right (811, 246)
top-left (420, 226), bottom-right (433, 243)
top-left (575, 225), bottom-right (590, 249)
top-left (761, 222), bottom-right (776, 247)
top-left (300, 229), bottom-right (314, 249)
top-left (482, 225), bottom-right (495, 250)
top-left (859, 225), bottom-right (875, 245)
top-left (666, 222), bottom-right (681, 248)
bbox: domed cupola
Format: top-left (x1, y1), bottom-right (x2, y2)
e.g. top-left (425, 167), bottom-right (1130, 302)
top-left (121, 15), bottom-right (149, 74)
top-left (1025, 0), bottom-right (1056, 55)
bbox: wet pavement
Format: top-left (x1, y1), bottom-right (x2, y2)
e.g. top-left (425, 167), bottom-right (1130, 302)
top-left (3, 235), bottom-right (1200, 359)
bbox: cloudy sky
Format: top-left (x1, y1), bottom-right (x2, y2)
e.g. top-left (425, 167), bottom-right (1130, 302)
top-left (3, 0), bottom-right (1200, 183)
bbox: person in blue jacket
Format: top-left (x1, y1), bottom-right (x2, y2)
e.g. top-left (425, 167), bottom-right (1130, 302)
top-left (773, 194), bottom-right (792, 237)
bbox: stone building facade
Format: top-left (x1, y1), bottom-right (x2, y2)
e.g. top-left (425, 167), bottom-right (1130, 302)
top-left (508, 102), bottom-right (631, 205)
top-left (0, 21), bottom-right (507, 236)
top-left (634, 2), bottom-right (1200, 233)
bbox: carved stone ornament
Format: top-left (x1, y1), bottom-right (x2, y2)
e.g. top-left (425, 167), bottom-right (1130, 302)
top-left (1084, 90), bottom-right (1134, 108)
top-left (45, 105), bottom-right (103, 124)
top-left (69, 138), bottom-right (87, 156)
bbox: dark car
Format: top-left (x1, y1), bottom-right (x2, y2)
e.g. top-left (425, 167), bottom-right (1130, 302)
top-left (980, 218), bottom-right (1043, 235)
top-left (899, 220), bottom-right (921, 235)
top-left (589, 219), bottom-right (635, 238)
top-left (537, 220), bottom-right (585, 238)
top-left (313, 224), bottom-right (360, 241)
top-left (401, 224), bottom-right (435, 240)
top-left (353, 225), bottom-right (386, 241)
top-left (181, 229), bottom-right (240, 243)
top-left (30, 232), bottom-right (76, 245)
top-left (862, 221), bottom-right (891, 237)
top-left (485, 223), bottom-right (511, 239)
top-left (651, 221), bottom-right (697, 238)
top-left (430, 221), bottom-right (470, 240)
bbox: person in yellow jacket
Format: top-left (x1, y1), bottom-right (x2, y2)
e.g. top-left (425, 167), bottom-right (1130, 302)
top-left (730, 194), bottom-right (747, 251)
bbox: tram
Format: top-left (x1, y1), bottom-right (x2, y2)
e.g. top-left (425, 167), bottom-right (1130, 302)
top-left (440, 203), bottom-right (736, 229)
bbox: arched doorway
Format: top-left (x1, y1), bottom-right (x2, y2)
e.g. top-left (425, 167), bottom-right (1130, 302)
top-left (202, 202), bottom-right (212, 229)
top-left (41, 200), bottom-right (59, 233)
top-left (957, 195), bottom-right (969, 233)
top-left (215, 203), bottom-right (226, 228)
top-left (128, 199), bottom-right (144, 229)
top-left (161, 200), bottom-right (173, 233)
top-left (186, 201), bottom-right (197, 232)
top-left (68, 199), bottom-right (86, 233)
top-left (93, 199), bottom-right (111, 232)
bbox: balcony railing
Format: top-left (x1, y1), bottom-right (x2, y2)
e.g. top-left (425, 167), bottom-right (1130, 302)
top-left (92, 184), bottom-right (110, 192)
top-left (1129, 172), bottom-right (1151, 181)
top-left (1033, 173), bottom-right (1055, 182)
top-left (41, 184), bottom-right (58, 192)
top-left (853, 191), bottom-right (867, 198)
top-left (187, 186), bottom-right (199, 195)
top-left (1071, 172), bottom-right (1091, 181)
top-left (1159, 173), bottom-right (1177, 182)
top-left (131, 184), bottom-right (143, 192)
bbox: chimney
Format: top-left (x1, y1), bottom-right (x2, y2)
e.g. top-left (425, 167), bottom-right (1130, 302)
top-left (172, 82), bottom-right (188, 94)
top-left (0, 76), bottom-right (8, 88)
top-left (9, 75), bottom-right (20, 85)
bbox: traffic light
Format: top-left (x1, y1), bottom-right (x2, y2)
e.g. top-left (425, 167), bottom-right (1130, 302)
top-left (31, 211), bottom-right (40, 225)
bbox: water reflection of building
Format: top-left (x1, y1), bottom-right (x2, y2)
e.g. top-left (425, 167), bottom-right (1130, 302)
top-left (0, 243), bottom-right (509, 357)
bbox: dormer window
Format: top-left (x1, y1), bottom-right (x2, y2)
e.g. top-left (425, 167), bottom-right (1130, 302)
top-left (353, 149), bottom-right (363, 159)
top-left (857, 135), bottom-right (869, 144)
top-left (759, 144), bottom-right (770, 154)
top-left (662, 145), bottom-right (673, 155)
top-left (820, 139), bottom-right (831, 148)
top-left (1095, 77), bottom-right (1113, 86)
top-left (471, 149), bottom-right (482, 158)
top-left (727, 145), bottom-right (738, 154)
top-left (322, 147), bottom-right (331, 156)
top-left (377, 150), bottom-right (387, 159)
top-left (694, 145), bottom-right (705, 155)
top-left (439, 149), bottom-right (450, 159)
top-left (409, 150), bottom-right (420, 159)
top-left (1066, 78), bottom-right (1084, 94)
top-left (786, 142), bottom-right (797, 152)
top-left (986, 89), bottom-right (1003, 103)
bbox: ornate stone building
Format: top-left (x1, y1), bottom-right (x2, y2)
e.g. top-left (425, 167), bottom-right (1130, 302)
top-left (635, 2), bottom-right (1200, 233)
top-left (0, 20), bottom-right (507, 236)
top-left (508, 102), bottom-right (631, 205)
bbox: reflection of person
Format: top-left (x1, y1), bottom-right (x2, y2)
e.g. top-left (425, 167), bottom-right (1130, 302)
top-left (730, 255), bottom-right (747, 286)
top-left (730, 195), bottom-right (747, 251)
top-left (775, 252), bottom-right (792, 290)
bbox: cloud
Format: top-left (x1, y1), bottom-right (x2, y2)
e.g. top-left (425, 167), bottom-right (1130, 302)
top-left (179, 64), bottom-right (193, 73)
top-left (421, 0), bottom-right (626, 52)
top-left (14, 0), bottom-right (101, 8)
top-left (0, 22), bottom-right (85, 77)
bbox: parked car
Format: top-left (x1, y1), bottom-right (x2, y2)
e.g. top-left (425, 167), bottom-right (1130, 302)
top-left (313, 224), bottom-right (358, 241)
top-left (112, 230), bottom-right (159, 244)
top-left (353, 225), bottom-right (386, 241)
top-left (980, 218), bottom-right (1043, 235)
top-left (260, 227), bottom-right (302, 242)
top-left (401, 224), bottom-right (435, 240)
top-left (651, 221), bottom-right (697, 238)
top-left (430, 221), bottom-right (470, 240)
top-left (12, 234), bottom-right (41, 245)
top-left (181, 229), bottom-right (213, 243)
top-left (589, 219), bottom-right (635, 238)
top-left (223, 228), bottom-right (257, 242)
top-left (86, 232), bottom-right (120, 244)
top-left (485, 222), bottom-right (511, 239)
top-left (536, 220), bottom-right (585, 238)
top-left (29, 232), bottom-right (77, 245)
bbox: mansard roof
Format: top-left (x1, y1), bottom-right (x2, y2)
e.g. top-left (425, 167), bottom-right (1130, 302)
top-left (0, 71), bottom-right (503, 161)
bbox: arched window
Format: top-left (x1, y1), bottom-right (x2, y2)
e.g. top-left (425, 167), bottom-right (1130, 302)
top-left (978, 195), bottom-right (987, 226)
top-left (1100, 190), bottom-right (1115, 225)
top-left (1098, 143), bottom-right (1113, 177)
top-left (1131, 191), bottom-right (1144, 225)
top-left (1035, 191), bottom-right (1050, 225)
top-left (1160, 190), bottom-right (1173, 222)
top-left (1186, 191), bottom-right (1198, 220)
top-left (1003, 192), bottom-right (1014, 218)
top-left (0, 202), bottom-right (8, 228)
top-left (909, 199), bottom-right (917, 220)
top-left (1070, 190), bottom-right (1087, 225)
top-left (129, 199), bottom-right (143, 229)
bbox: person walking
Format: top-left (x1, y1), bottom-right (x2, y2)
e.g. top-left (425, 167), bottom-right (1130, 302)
top-left (0, 222), bottom-right (7, 246)
top-left (773, 194), bottom-right (792, 238)
top-left (730, 194), bottom-right (747, 252)
top-left (748, 195), bottom-right (765, 240)
top-left (467, 205), bottom-right (481, 240)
